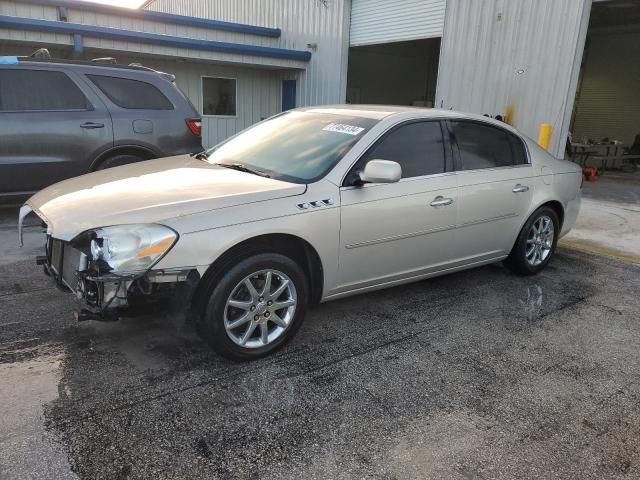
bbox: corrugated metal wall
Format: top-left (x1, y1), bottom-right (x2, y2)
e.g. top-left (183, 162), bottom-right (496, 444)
top-left (350, 0), bottom-right (445, 46)
top-left (0, 0), bottom-right (306, 69)
top-left (148, 0), bottom-right (351, 107)
top-left (436, 0), bottom-right (592, 158)
top-left (572, 29), bottom-right (640, 145)
top-left (146, 59), bottom-right (282, 147)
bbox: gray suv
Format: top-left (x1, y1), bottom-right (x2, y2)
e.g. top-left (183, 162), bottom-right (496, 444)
top-left (0, 53), bottom-right (203, 202)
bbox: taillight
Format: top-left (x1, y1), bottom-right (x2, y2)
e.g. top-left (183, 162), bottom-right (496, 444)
top-left (185, 118), bottom-right (201, 136)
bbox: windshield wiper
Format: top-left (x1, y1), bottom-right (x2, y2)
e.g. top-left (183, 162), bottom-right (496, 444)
top-left (191, 151), bottom-right (209, 160)
top-left (218, 163), bottom-right (271, 178)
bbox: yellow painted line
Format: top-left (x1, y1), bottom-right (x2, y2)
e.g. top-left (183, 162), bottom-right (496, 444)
top-left (559, 240), bottom-right (640, 265)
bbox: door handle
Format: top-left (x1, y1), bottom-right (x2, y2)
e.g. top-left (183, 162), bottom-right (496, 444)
top-left (430, 196), bottom-right (454, 207)
top-left (80, 122), bottom-right (105, 129)
top-left (512, 184), bottom-right (529, 193)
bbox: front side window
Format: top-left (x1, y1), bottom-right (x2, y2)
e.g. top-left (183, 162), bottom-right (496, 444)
top-left (202, 77), bottom-right (236, 116)
top-left (451, 121), bottom-right (526, 170)
top-left (204, 111), bottom-right (378, 183)
top-left (345, 121), bottom-right (446, 185)
top-left (87, 75), bottom-right (173, 110)
top-left (0, 69), bottom-right (89, 111)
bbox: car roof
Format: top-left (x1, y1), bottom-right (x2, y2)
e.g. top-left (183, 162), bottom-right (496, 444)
top-left (298, 104), bottom-right (520, 134)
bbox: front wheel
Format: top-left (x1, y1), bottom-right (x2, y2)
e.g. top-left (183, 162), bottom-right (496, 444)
top-left (199, 253), bottom-right (309, 360)
top-left (505, 206), bottom-right (560, 275)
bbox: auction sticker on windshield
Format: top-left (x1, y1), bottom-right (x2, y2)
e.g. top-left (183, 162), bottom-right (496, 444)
top-left (322, 123), bottom-right (365, 135)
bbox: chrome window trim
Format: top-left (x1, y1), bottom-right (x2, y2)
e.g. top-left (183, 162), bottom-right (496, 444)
top-left (339, 117), bottom-right (451, 187)
top-left (447, 119), bottom-right (532, 172)
top-left (339, 171), bottom-right (457, 192)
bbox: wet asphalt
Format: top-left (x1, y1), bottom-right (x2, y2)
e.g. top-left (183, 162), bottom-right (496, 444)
top-left (1, 207), bottom-right (640, 479)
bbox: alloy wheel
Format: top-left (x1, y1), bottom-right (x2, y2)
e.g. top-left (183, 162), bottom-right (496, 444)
top-left (223, 269), bottom-right (297, 348)
top-left (526, 215), bottom-right (554, 266)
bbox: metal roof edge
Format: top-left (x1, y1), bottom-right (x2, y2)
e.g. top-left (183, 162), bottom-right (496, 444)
top-left (0, 15), bottom-right (311, 62)
top-left (23, 0), bottom-right (282, 38)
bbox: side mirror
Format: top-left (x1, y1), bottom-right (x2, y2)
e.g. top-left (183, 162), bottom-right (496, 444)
top-left (359, 159), bottom-right (402, 184)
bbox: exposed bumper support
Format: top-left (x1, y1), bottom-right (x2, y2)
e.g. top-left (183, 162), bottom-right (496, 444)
top-left (18, 204), bottom-right (33, 247)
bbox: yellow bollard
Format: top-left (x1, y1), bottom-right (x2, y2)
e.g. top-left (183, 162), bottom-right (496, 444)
top-left (537, 123), bottom-right (552, 151)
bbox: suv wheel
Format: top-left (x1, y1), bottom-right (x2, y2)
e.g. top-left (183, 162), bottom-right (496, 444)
top-left (505, 206), bottom-right (560, 275)
top-left (199, 253), bottom-right (309, 360)
top-left (95, 153), bottom-right (148, 170)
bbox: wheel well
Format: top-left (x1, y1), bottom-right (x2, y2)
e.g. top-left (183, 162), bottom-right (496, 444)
top-left (191, 234), bottom-right (324, 318)
top-left (90, 146), bottom-right (158, 171)
top-left (540, 200), bottom-right (564, 229)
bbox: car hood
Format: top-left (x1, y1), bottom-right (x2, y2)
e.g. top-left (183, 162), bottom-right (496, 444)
top-left (27, 155), bottom-right (306, 240)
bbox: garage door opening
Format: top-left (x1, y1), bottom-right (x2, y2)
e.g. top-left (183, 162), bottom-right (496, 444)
top-left (346, 38), bottom-right (440, 107)
top-left (569, 0), bottom-right (640, 170)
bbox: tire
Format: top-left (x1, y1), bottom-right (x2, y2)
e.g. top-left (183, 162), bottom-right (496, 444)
top-left (95, 153), bottom-right (147, 171)
top-left (198, 252), bottom-right (309, 360)
top-left (504, 206), bottom-right (560, 276)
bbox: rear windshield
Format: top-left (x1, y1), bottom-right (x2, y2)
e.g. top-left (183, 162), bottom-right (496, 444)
top-left (87, 74), bottom-right (174, 110)
top-left (204, 111), bottom-right (379, 183)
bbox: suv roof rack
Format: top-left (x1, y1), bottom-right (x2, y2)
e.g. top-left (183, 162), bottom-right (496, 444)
top-left (90, 57), bottom-right (117, 64)
top-left (16, 49), bottom-right (176, 82)
top-left (29, 48), bottom-right (51, 59)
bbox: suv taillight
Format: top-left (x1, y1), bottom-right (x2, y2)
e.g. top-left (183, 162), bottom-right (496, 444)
top-left (186, 118), bottom-right (201, 136)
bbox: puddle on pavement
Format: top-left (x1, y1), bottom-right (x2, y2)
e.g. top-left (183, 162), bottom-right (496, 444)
top-left (0, 352), bottom-right (77, 479)
top-left (519, 284), bottom-right (545, 321)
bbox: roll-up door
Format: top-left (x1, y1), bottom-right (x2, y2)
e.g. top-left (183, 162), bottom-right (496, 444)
top-left (350, 0), bottom-right (446, 47)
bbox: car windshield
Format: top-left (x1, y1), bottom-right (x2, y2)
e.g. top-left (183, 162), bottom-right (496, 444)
top-left (203, 110), bottom-right (379, 183)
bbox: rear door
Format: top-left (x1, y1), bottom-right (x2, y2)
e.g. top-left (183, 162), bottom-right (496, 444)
top-left (84, 73), bottom-right (198, 156)
top-left (0, 66), bottom-right (113, 196)
top-left (336, 120), bottom-right (458, 294)
top-left (448, 120), bottom-right (533, 262)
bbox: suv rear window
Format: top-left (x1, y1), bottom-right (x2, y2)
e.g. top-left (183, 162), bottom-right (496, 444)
top-left (0, 69), bottom-right (90, 111)
top-left (87, 75), bottom-right (173, 110)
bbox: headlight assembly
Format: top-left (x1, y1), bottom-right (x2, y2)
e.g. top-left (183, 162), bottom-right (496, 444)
top-left (87, 224), bottom-right (178, 275)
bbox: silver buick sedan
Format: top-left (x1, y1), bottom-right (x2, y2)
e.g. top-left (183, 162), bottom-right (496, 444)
top-left (20, 106), bottom-right (582, 360)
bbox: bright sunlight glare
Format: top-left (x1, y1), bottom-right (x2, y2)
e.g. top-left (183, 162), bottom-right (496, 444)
top-left (79, 0), bottom-right (146, 8)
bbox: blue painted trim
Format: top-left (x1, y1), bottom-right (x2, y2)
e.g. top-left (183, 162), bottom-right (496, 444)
top-left (72, 33), bottom-right (83, 54)
top-left (0, 16), bottom-right (311, 62)
top-left (27, 0), bottom-right (281, 38)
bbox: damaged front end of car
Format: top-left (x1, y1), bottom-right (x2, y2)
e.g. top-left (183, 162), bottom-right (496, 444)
top-left (19, 205), bottom-right (199, 322)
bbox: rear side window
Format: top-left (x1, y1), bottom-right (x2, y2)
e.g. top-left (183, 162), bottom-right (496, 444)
top-left (451, 121), bottom-right (526, 170)
top-left (87, 75), bottom-right (173, 110)
top-left (0, 69), bottom-right (89, 111)
top-left (358, 121), bottom-right (446, 179)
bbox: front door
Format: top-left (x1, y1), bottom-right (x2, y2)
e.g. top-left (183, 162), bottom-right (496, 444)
top-left (335, 120), bottom-right (458, 294)
top-left (0, 67), bottom-right (113, 197)
top-left (448, 120), bottom-right (534, 262)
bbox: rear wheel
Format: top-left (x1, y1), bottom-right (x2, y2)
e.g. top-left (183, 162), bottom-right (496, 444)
top-left (198, 253), bottom-right (308, 360)
top-left (505, 206), bottom-right (560, 275)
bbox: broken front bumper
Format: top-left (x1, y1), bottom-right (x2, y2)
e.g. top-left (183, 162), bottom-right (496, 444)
top-left (41, 235), bottom-right (199, 321)
top-left (20, 206), bottom-right (200, 321)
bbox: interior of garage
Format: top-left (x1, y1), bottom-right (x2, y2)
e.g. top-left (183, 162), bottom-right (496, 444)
top-left (345, 37), bottom-right (440, 107)
top-left (570, 0), bottom-right (640, 168)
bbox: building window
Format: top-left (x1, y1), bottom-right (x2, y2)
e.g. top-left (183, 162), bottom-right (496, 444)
top-left (202, 77), bottom-right (236, 116)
